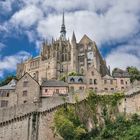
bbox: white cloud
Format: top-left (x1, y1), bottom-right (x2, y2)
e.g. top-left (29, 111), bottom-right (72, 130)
top-left (10, 5), bottom-right (43, 28)
top-left (106, 43), bottom-right (140, 71)
top-left (0, 0), bottom-right (14, 14)
top-left (0, 51), bottom-right (31, 78)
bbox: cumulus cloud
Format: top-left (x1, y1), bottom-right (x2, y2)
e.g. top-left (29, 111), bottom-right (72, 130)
top-left (106, 42), bottom-right (140, 71)
top-left (10, 5), bottom-right (43, 28)
top-left (1, 0), bottom-right (140, 72)
top-left (0, 51), bottom-right (31, 78)
top-left (4, 0), bottom-right (139, 45)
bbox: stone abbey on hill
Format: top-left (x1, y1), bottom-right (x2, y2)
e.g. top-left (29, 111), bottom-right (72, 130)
top-left (16, 12), bottom-right (131, 94)
top-left (17, 12), bottom-right (110, 83)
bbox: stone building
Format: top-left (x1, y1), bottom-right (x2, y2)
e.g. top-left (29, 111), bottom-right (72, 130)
top-left (0, 79), bottom-right (17, 108)
top-left (68, 76), bottom-right (86, 93)
top-left (113, 68), bottom-right (131, 91)
top-left (16, 12), bottom-right (110, 85)
top-left (15, 12), bottom-right (131, 94)
top-left (16, 73), bottom-right (40, 105)
top-left (41, 80), bottom-right (68, 97)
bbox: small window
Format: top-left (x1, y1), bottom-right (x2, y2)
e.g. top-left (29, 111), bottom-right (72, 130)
top-left (45, 89), bottom-right (48, 92)
top-left (111, 88), bottom-right (114, 91)
top-left (121, 80), bottom-right (124, 84)
top-left (94, 79), bottom-right (97, 85)
top-left (23, 90), bottom-right (27, 96)
top-left (79, 87), bottom-right (84, 90)
top-left (121, 87), bottom-right (124, 90)
top-left (104, 80), bottom-right (107, 84)
top-left (1, 100), bottom-right (8, 107)
top-left (70, 86), bottom-right (74, 92)
top-left (56, 89), bottom-right (59, 94)
top-left (23, 81), bottom-right (28, 87)
top-left (23, 100), bottom-right (27, 103)
top-left (95, 87), bottom-right (98, 91)
top-left (7, 93), bottom-right (9, 97)
top-left (91, 71), bottom-right (94, 76)
top-left (89, 79), bottom-right (92, 84)
top-left (104, 88), bottom-right (108, 91)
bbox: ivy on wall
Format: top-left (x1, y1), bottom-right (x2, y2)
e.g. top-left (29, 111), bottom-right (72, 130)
top-left (53, 91), bottom-right (126, 140)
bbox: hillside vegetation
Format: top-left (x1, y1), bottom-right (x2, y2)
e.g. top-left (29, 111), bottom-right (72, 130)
top-left (54, 92), bottom-right (140, 140)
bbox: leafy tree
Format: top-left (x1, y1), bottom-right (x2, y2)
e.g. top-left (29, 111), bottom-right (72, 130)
top-left (127, 66), bottom-right (140, 82)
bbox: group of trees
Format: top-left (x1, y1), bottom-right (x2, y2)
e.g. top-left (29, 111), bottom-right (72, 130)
top-left (54, 92), bottom-right (140, 140)
top-left (127, 66), bottom-right (140, 83)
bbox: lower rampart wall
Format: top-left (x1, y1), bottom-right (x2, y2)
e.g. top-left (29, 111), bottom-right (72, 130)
top-left (0, 91), bottom-right (140, 140)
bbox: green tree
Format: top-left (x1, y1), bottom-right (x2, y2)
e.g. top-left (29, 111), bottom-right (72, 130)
top-left (127, 66), bottom-right (140, 82)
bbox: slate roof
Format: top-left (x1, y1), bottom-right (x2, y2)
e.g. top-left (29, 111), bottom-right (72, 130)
top-left (113, 68), bottom-right (130, 78)
top-left (0, 79), bottom-right (17, 90)
top-left (102, 75), bottom-right (115, 79)
top-left (41, 80), bottom-right (68, 87)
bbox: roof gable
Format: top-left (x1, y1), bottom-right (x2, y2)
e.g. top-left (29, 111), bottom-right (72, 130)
top-left (79, 34), bottom-right (93, 44)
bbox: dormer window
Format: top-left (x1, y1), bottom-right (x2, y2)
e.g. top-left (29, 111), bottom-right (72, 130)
top-left (70, 78), bottom-right (75, 83)
top-left (78, 78), bottom-right (83, 83)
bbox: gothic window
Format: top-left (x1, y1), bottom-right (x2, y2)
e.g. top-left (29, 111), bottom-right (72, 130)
top-left (65, 54), bottom-right (67, 61)
top-left (91, 71), bottom-right (94, 76)
top-left (62, 54), bottom-right (64, 61)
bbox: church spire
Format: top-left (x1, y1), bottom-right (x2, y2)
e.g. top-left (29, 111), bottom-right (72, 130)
top-left (71, 31), bottom-right (76, 43)
top-left (60, 11), bottom-right (66, 40)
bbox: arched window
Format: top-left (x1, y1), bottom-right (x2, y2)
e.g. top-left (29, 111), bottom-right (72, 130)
top-left (78, 78), bottom-right (83, 83)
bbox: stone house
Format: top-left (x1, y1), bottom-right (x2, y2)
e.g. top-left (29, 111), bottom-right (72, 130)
top-left (68, 76), bottom-right (86, 93)
top-left (41, 80), bottom-right (68, 97)
top-left (86, 66), bottom-right (102, 91)
top-left (0, 79), bottom-right (17, 108)
top-left (16, 73), bottom-right (40, 105)
top-left (102, 75), bottom-right (117, 92)
top-left (113, 68), bottom-right (131, 91)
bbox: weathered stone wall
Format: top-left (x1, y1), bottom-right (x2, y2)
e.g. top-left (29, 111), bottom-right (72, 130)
top-left (0, 90), bottom-right (140, 140)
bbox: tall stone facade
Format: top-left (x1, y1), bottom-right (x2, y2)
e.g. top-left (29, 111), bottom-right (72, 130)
top-left (16, 13), bottom-right (109, 84)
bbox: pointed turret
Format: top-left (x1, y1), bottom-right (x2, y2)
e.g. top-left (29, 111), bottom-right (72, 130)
top-left (60, 11), bottom-right (66, 40)
top-left (71, 31), bottom-right (76, 43)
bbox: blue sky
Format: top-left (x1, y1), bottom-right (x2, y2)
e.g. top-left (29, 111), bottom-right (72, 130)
top-left (0, 0), bottom-right (140, 79)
